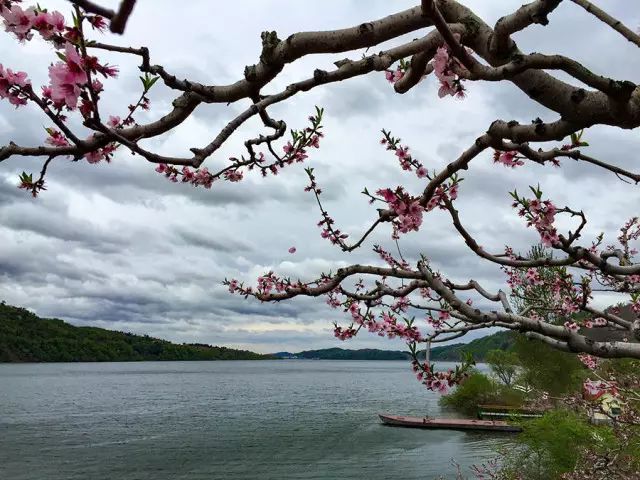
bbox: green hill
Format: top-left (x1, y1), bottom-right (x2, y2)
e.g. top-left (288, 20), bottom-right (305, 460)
top-left (0, 303), bottom-right (272, 362)
top-left (295, 347), bottom-right (408, 360)
top-left (428, 330), bottom-right (515, 361)
top-left (283, 331), bottom-right (515, 361)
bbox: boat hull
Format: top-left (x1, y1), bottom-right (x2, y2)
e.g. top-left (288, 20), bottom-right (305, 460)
top-left (378, 414), bottom-right (522, 432)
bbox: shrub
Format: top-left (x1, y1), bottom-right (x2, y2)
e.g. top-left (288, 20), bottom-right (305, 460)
top-left (440, 372), bottom-right (524, 415)
top-left (499, 410), bottom-right (615, 480)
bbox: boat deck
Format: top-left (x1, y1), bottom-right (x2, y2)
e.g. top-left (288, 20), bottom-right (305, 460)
top-left (378, 413), bottom-right (522, 432)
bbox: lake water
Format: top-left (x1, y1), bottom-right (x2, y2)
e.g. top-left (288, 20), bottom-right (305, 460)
top-left (0, 361), bottom-right (508, 479)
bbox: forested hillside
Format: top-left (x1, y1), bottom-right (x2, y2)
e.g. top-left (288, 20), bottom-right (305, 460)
top-left (0, 303), bottom-right (272, 362)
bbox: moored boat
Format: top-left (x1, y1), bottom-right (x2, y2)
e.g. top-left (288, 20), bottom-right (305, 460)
top-left (378, 413), bottom-right (522, 432)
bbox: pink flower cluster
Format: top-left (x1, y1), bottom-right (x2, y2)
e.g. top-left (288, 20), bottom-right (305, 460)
top-left (427, 310), bottom-right (450, 330)
top-left (364, 311), bottom-right (423, 342)
top-left (577, 354), bottom-right (599, 370)
top-left (227, 279), bottom-right (240, 293)
top-left (326, 289), bottom-right (342, 309)
top-left (0, 63), bottom-right (30, 107)
top-left (44, 128), bottom-right (69, 147)
top-left (519, 198), bottom-right (560, 247)
top-left (335, 303), bottom-right (425, 343)
top-left (374, 245), bottom-right (410, 270)
top-left (317, 216), bottom-right (349, 244)
top-left (412, 360), bottom-right (459, 393)
top-left (433, 44), bottom-right (467, 98)
top-left (256, 272), bottom-right (288, 295)
top-left (84, 143), bottom-right (117, 164)
top-left (47, 42), bottom-right (88, 109)
top-left (583, 317), bottom-right (608, 328)
top-left (224, 169), bottom-right (243, 182)
top-left (376, 181), bottom-right (458, 239)
top-left (155, 164), bottom-right (215, 188)
top-left (385, 66), bottom-right (404, 84)
top-left (380, 131), bottom-right (428, 179)
top-left (426, 183), bottom-right (458, 210)
top-left (525, 268), bottom-right (543, 285)
top-left (377, 187), bottom-right (423, 237)
top-left (564, 321), bottom-right (579, 332)
top-left (1, 4), bottom-right (64, 42)
top-left (283, 140), bottom-right (310, 163)
top-left (493, 150), bottom-right (524, 168)
top-left (583, 379), bottom-right (617, 398)
top-left (333, 325), bottom-right (357, 340)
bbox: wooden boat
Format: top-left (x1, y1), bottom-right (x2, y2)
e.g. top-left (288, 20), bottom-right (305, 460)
top-left (378, 413), bottom-right (522, 432)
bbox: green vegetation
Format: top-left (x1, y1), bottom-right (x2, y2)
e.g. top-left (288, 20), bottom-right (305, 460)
top-left (428, 330), bottom-right (515, 361)
top-left (512, 335), bottom-right (586, 396)
top-left (278, 330), bottom-right (515, 361)
top-left (439, 371), bottom-right (525, 415)
top-left (293, 347), bottom-right (407, 360)
top-left (485, 349), bottom-right (519, 387)
top-left (0, 303), bottom-right (272, 362)
top-left (500, 410), bottom-right (616, 480)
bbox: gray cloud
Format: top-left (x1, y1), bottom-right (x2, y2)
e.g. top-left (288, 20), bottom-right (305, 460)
top-left (0, 0), bottom-right (638, 352)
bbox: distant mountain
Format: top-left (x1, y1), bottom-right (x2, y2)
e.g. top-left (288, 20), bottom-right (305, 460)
top-left (294, 347), bottom-right (408, 360)
top-left (0, 303), bottom-right (273, 362)
top-left (427, 331), bottom-right (515, 361)
top-left (274, 331), bottom-right (515, 361)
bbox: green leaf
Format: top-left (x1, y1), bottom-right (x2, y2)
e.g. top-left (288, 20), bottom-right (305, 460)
top-left (146, 76), bottom-right (159, 90)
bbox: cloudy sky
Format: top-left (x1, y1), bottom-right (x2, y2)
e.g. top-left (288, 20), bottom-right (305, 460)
top-left (0, 0), bottom-right (638, 353)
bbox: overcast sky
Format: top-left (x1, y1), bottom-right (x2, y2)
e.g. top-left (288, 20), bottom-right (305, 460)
top-left (0, 0), bottom-right (638, 353)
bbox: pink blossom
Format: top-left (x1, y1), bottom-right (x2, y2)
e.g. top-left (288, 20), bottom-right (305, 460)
top-left (385, 67), bottom-right (404, 84)
top-left (1, 4), bottom-right (36, 41)
top-left (564, 321), bottom-right (579, 332)
top-left (577, 354), bottom-right (599, 370)
top-left (309, 135), bottom-right (320, 148)
top-left (288, 246), bottom-right (297, 254)
top-left (87, 15), bottom-right (107, 32)
top-left (0, 64), bottom-right (30, 107)
top-left (107, 115), bottom-right (121, 128)
top-left (48, 43), bottom-right (88, 109)
top-left (228, 279), bottom-right (239, 293)
top-left (91, 79), bottom-right (104, 93)
top-left (84, 149), bottom-right (103, 164)
top-left (432, 46), bottom-right (467, 98)
top-left (44, 129), bottom-right (69, 147)
top-left (181, 166), bottom-right (195, 182)
top-left (333, 325), bottom-right (357, 340)
top-left (494, 150), bottom-right (524, 168)
top-left (95, 63), bottom-right (119, 78)
top-left (448, 184), bottom-right (458, 200)
top-left (416, 166), bottom-right (427, 178)
top-left (395, 146), bottom-right (409, 159)
top-left (583, 379), bottom-right (616, 398)
top-left (224, 170), bottom-right (243, 182)
top-left (525, 268), bottom-right (543, 285)
top-left (438, 81), bottom-right (457, 98)
top-left (32, 10), bottom-right (65, 40)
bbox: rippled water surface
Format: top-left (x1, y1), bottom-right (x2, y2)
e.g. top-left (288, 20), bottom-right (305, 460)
top-left (0, 361), bottom-right (509, 479)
